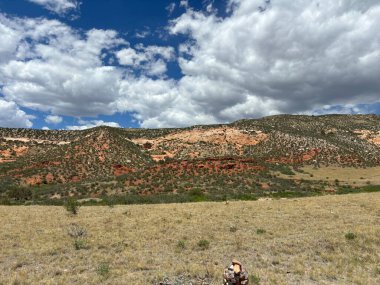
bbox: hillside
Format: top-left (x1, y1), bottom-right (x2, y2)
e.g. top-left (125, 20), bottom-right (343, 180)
top-left (1, 114), bottom-right (380, 203)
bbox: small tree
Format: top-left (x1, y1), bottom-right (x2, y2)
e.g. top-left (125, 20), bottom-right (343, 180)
top-left (64, 197), bottom-right (80, 215)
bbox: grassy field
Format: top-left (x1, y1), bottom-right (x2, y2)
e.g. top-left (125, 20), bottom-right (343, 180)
top-left (275, 166), bottom-right (380, 187)
top-left (1, 193), bottom-right (379, 285)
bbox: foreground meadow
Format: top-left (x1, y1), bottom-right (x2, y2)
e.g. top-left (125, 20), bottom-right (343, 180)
top-left (0, 193), bottom-right (379, 285)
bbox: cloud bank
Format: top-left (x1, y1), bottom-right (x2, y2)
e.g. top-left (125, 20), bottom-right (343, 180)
top-left (1, 0), bottom-right (380, 128)
top-left (168, 0), bottom-right (380, 124)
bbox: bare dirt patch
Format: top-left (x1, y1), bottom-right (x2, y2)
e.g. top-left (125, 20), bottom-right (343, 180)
top-left (0, 146), bottom-right (29, 163)
top-left (3, 137), bottom-right (70, 145)
top-left (133, 127), bottom-right (268, 159)
top-left (22, 175), bottom-right (43, 186)
top-left (354, 130), bottom-right (380, 146)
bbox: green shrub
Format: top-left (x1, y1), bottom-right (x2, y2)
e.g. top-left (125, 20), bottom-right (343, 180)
top-left (176, 240), bottom-right (186, 251)
top-left (229, 226), bottom-right (237, 233)
top-left (64, 197), bottom-right (80, 215)
top-left (256, 228), bottom-right (266, 235)
top-left (74, 238), bottom-right (88, 250)
top-left (0, 197), bottom-right (11, 205)
top-left (360, 185), bottom-right (380, 193)
top-left (251, 273), bottom-right (261, 285)
top-left (103, 197), bottom-right (115, 208)
top-left (277, 165), bottom-right (295, 176)
top-left (96, 262), bottom-right (110, 277)
top-left (345, 232), bottom-right (356, 240)
top-left (189, 188), bottom-right (207, 202)
top-left (197, 239), bottom-right (210, 250)
top-left (8, 187), bottom-right (32, 201)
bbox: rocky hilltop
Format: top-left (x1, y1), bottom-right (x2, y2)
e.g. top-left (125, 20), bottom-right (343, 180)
top-left (1, 114), bottom-right (379, 203)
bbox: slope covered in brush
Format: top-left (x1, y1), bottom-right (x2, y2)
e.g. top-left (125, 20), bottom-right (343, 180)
top-left (1, 126), bottom-right (152, 185)
top-left (231, 114), bottom-right (380, 167)
top-left (1, 115), bottom-right (380, 202)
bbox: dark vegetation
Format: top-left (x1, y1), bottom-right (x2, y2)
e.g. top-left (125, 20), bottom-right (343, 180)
top-left (1, 114), bottom-right (380, 205)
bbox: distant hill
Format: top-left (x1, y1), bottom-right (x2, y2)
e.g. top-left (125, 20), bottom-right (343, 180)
top-left (1, 114), bottom-right (379, 203)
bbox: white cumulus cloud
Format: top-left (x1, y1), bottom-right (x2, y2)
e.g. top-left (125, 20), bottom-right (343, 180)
top-left (116, 45), bottom-right (175, 76)
top-left (0, 98), bottom-right (34, 128)
top-left (0, 15), bottom-right (125, 117)
top-left (166, 0), bottom-right (380, 124)
top-left (66, 119), bottom-right (121, 130)
top-left (45, 115), bottom-right (63, 124)
top-left (28, 0), bottom-right (80, 15)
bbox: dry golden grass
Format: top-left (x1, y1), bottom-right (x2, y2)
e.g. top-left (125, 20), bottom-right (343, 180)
top-left (276, 166), bottom-right (380, 186)
top-left (1, 193), bottom-right (380, 284)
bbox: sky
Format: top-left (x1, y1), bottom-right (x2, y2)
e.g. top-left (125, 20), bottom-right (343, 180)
top-left (0, 0), bottom-right (379, 130)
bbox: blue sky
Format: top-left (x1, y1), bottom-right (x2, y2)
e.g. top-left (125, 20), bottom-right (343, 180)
top-left (0, 0), bottom-right (379, 130)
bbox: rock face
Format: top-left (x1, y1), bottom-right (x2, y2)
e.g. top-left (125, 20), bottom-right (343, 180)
top-left (132, 127), bottom-right (268, 160)
top-left (136, 127), bottom-right (267, 146)
top-left (354, 130), bottom-right (380, 146)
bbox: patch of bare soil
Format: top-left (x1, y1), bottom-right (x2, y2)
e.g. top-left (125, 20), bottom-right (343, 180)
top-left (45, 173), bottom-right (55, 183)
top-left (0, 146), bottom-right (29, 163)
top-left (151, 152), bottom-right (175, 162)
top-left (0, 158), bottom-right (15, 163)
top-left (3, 137), bottom-right (70, 145)
top-left (22, 173), bottom-right (55, 185)
top-left (133, 127), bottom-right (268, 159)
top-left (23, 175), bottom-right (43, 186)
top-left (354, 130), bottom-right (380, 146)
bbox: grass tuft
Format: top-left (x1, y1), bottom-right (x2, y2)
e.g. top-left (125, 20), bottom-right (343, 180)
top-left (74, 238), bottom-right (88, 250)
top-left (197, 239), bottom-right (210, 250)
top-left (251, 273), bottom-right (261, 285)
top-left (256, 228), bottom-right (266, 235)
top-left (345, 232), bottom-right (357, 240)
top-left (96, 262), bottom-right (110, 278)
top-left (229, 225), bottom-right (238, 233)
top-left (176, 240), bottom-right (186, 251)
